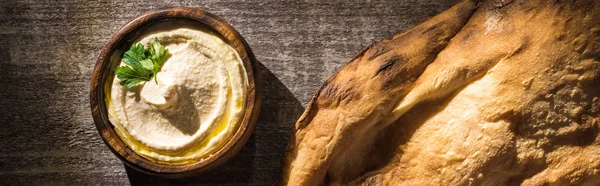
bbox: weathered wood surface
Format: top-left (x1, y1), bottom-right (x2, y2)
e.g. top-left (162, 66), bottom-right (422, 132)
top-left (0, 0), bottom-right (453, 185)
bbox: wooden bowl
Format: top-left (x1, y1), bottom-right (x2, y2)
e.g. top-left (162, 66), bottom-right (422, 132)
top-left (89, 7), bottom-right (261, 178)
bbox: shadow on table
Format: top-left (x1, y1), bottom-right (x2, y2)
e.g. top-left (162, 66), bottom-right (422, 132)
top-left (125, 61), bottom-right (305, 185)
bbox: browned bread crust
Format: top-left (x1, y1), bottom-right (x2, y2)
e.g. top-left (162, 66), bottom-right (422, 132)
top-left (280, 1), bottom-right (479, 185)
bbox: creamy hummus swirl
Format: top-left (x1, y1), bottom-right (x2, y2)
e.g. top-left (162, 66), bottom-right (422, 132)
top-left (106, 27), bottom-right (247, 164)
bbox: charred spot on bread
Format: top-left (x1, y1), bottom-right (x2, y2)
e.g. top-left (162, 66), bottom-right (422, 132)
top-left (318, 79), bottom-right (361, 107)
top-left (376, 55), bottom-right (410, 89)
top-left (422, 22), bottom-right (442, 36)
top-left (377, 55), bottom-right (405, 74)
top-left (460, 29), bottom-right (475, 42)
top-left (368, 41), bottom-right (391, 61)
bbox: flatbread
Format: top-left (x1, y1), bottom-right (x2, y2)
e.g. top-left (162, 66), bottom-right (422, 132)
top-left (280, 0), bottom-right (600, 185)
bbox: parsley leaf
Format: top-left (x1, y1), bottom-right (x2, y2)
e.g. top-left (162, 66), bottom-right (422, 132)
top-left (115, 38), bottom-right (169, 88)
top-left (148, 39), bottom-right (169, 83)
top-left (115, 66), bottom-right (151, 88)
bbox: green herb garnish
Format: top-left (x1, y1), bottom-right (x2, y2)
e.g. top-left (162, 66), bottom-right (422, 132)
top-left (115, 38), bottom-right (169, 88)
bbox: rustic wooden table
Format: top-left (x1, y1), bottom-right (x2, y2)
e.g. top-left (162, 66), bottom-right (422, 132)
top-left (0, 0), bottom-right (453, 185)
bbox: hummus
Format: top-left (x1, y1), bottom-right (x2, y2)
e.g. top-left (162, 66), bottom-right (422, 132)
top-left (106, 24), bottom-right (247, 164)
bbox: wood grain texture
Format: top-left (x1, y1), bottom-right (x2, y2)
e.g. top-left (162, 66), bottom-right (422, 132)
top-left (0, 0), bottom-right (454, 185)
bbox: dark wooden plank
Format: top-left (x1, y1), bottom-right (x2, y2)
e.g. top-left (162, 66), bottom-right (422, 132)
top-left (0, 0), bottom-right (454, 185)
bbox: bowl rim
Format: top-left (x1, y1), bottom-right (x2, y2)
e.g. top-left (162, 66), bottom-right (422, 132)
top-left (89, 6), bottom-right (262, 178)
